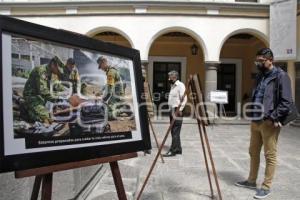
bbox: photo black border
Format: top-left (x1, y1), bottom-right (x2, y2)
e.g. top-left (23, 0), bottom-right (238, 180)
top-left (0, 16), bottom-right (151, 173)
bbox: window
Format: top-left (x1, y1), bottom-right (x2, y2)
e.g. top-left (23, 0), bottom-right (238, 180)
top-left (40, 57), bottom-right (51, 65)
top-left (20, 54), bottom-right (30, 61)
top-left (12, 53), bottom-right (19, 59)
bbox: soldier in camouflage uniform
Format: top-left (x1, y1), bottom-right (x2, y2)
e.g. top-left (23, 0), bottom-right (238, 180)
top-left (97, 56), bottom-right (125, 120)
top-left (61, 58), bottom-right (80, 94)
top-left (22, 56), bottom-right (64, 124)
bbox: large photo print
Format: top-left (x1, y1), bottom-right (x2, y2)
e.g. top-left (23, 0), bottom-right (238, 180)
top-left (0, 16), bottom-right (150, 172)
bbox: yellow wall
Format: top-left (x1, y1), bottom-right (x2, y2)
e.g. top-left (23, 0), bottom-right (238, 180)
top-left (78, 6), bottom-right (134, 14)
top-left (220, 38), bottom-right (266, 102)
top-left (149, 37), bottom-right (205, 86)
top-left (148, 36), bottom-right (204, 113)
top-left (11, 7), bottom-right (65, 15)
top-left (7, 4), bottom-right (268, 17)
top-left (220, 9), bottom-right (269, 17)
top-left (147, 7), bottom-right (206, 14)
top-left (92, 35), bottom-right (132, 48)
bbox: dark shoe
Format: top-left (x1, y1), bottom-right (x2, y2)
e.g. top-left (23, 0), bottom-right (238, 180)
top-left (144, 150), bottom-right (151, 155)
top-left (174, 150), bottom-right (182, 155)
top-left (163, 151), bottom-right (176, 157)
top-left (254, 188), bottom-right (271, 199)
top-left (235, 180), bottom-right (256, 189)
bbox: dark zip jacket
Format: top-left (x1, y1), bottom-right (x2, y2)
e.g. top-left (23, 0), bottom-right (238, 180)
top-left (251, 67), bottom-right (293, 123)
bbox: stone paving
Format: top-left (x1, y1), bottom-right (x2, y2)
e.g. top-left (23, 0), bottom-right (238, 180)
top-left (86, 123), bottom-right (300, 200)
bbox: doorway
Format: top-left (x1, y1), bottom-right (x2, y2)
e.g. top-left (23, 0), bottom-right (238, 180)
top-left (217, 63), bottom-right (236, 115)
top-left (152, 62), bottom-right (181, 111)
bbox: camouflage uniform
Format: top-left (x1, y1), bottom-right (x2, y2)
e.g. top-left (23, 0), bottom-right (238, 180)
top-left (23, 65), bottom-right (58, 123)
top-left (103, 66), bottom-right (125, 119)
top-left (61, 66), bottom-right (80, 94)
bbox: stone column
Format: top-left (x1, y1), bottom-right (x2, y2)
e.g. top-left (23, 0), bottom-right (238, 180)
top-left (141, 61), bottom-right (154, 117)
top-left (141, 61), bottom-right (148, 79)
top-left (287, 60), bottom-right (295, 101)
top-left (204, 62), bottom-right (219, 118)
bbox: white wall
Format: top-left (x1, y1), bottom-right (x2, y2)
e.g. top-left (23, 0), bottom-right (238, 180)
top-left (18, 15), bottom-right (269, 62)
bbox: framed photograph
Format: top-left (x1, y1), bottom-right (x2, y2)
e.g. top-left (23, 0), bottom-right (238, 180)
top-left (190, 74), bottom-right (209, 125)
top-left (0, 16), bottom-right (151, 172)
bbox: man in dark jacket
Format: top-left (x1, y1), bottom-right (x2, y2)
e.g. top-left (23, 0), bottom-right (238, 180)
top-left (235, 48), bottom-right (293, 199)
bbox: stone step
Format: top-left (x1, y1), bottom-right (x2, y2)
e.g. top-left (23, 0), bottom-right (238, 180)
top-left (152, 117), bottom-right (251, 125)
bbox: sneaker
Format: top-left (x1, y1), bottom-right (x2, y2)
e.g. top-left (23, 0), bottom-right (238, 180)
top-left (254, 188), bottom-right (271, 199)
top-left (235, 180), bottom-right (257, 189)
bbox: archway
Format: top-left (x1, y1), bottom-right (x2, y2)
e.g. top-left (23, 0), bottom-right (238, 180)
top-left (219, 33), bottom-right (267, 116)
top-left (92, 31), bottom-right (132, 48)
top-left (147, 31), bottom-right (205, 115)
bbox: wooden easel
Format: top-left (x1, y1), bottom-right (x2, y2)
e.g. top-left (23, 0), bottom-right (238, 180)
top-left (136, 75), bottom-right (222, 200)
top-left (15, 153), bottom-right (137, 200)
top-left (147, 115), bottom-right (165, 163)
top-left (145, 81), bottom-right (164, 163)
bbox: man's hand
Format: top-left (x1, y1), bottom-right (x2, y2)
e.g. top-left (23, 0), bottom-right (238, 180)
top-left (265, 118), bottom-right (282, 128)
top-left (69, 95), bottom-right (81, 107)
top-left (274, 121), bottom-right (282, 128)
top-left (177, 111), bottom-right (183, 117)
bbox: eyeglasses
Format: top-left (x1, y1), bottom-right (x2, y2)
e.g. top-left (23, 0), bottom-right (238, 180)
top-left (254, 59), bottom-right (267, 65)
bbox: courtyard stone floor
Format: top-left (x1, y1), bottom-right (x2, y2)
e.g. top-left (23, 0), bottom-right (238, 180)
top-left (87, 122), bottom-right (300, 200)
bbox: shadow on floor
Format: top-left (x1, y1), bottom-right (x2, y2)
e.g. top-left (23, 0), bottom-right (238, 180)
top-left (217, 170), bottom-right (247, 186)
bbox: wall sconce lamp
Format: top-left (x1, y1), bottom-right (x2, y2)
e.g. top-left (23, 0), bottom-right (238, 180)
top-left (191, 43), bottom-right (198, 55)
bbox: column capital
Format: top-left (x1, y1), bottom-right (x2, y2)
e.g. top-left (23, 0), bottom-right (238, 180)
top-left (205, 62), bottom-right (219, 71)
top-left (141, 60), bottom-right (149, 66)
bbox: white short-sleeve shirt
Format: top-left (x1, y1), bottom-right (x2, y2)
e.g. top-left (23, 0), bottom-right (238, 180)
top-left (168, 80), bottom-right (187, 111)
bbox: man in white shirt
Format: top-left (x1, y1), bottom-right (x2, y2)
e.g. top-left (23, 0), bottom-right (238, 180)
top-left (163, 71), bottom-right (187, 157)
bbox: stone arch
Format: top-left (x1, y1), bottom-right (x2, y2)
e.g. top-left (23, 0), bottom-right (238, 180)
top-left (218, 28), bottom-right (269, 60)
top-left (85, 26), bottom-right (134, 48)
top-left (145, 26), bottom-right (208, 61)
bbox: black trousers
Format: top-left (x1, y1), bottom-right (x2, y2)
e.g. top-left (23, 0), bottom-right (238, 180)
top-left (169, 107), bottom-right (183, 153)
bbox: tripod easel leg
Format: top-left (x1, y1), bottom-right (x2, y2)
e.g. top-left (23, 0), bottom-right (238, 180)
top-left (41, 173), bottom-right (53, 200)
top-left (136, 117), bottom-right (176, 200)
top-left (110, 161), bottom-right (127, 200)
top-left (136, 80), bottom-right (190, 200)
top-left (189, 76), bottom-right (222, 200)
top-left (202, 125), bottom-right (222, 200)
top-left (197, 121), bottom-right (214, 198)
top-left (190, 84), bottom-right (214, 198)
top-left (31, 175), bottom-right (42, 200)
top-left (148, 115), bottom-right (165, 163)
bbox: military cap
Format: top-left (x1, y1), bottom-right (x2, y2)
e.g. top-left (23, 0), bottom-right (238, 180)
top-left (97, 56), bottom-right (107, 64)
top-left (50, 56), bottom-right (64, 74)
top-left (66, 58), bottom-right (76, 65)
